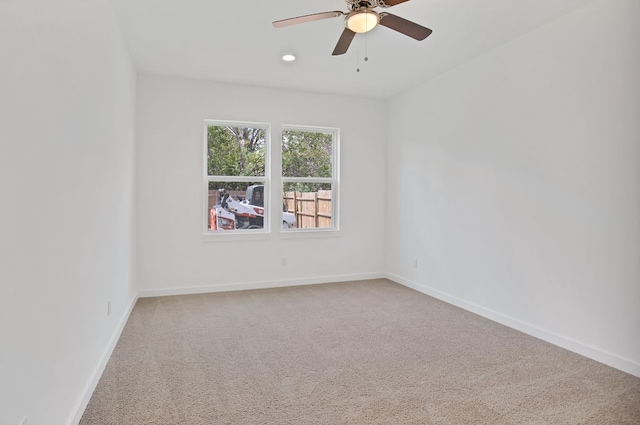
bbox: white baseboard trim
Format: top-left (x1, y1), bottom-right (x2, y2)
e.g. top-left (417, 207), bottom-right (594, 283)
top-left (138, 272), bottom-right (387, 298)
top-left (387, 273), bottom-right (640, 379)
top-left (67, 294), bottom-right (139, 425)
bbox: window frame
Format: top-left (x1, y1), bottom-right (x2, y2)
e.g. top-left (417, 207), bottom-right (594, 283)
top-left (281, 125), bottom-right (340, 233)
top-left (203, 120), bottom-right (271, 235)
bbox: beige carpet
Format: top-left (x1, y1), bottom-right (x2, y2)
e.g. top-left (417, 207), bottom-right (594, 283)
top-left (80, 279), bottom-right (640, 424)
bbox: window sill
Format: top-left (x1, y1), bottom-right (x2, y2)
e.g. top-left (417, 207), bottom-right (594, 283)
top-left (201, 227), bottom-right (340, 241)
top-left (201, 230), bottom-right (272, 242)
top-left (279, 228), bottom-right (340, 239)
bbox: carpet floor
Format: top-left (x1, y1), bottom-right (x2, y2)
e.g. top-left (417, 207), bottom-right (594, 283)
top-left (80, 279), bottom-right (640, 424)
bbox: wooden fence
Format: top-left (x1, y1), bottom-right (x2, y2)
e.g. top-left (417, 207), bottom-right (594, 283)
top-left (208, 190), bottom-right (332, 229)
top-left (284, 190), bottom-right (332, 229)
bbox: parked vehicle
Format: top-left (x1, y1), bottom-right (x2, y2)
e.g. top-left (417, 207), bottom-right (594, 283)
top-left (209, 186), bottom-right (296, 231)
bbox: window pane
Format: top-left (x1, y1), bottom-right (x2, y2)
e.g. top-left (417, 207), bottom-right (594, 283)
top-left (283, 183), bottom-right (333, 229)
top-left (207, 182), bottom-right (266, 231)
top-left (282, 130), bottom-right (332, 178)
top-left (207, 125), bottom-right (265, 177)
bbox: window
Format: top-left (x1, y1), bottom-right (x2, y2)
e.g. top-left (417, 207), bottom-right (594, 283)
top-left (282, 126), bottom-right (339, 230)
top-left (205, 121), bottom-right (269, 232)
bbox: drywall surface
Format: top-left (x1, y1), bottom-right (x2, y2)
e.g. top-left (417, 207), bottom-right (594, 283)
top-left (136, 76), bottom-right (387, 294)
top-left (0, 1), bottom-right (137, 424)
top-left (386, 0), bottom-right (640, 375)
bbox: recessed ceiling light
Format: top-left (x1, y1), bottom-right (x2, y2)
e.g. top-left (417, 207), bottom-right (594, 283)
top-left (282, 54), bottom-right (296, 62)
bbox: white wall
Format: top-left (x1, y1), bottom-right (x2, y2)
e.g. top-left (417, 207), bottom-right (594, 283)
top-left (0, 0), bottom-right (137, 424)
top-left (386, 0), bottom-right (640, 376)
top-left (136, 76), bottom-right (386, 294)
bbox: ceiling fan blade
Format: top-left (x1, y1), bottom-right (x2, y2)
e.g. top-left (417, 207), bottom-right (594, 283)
top-left (273, 11), bottom-right (344, 28)
top-left (332, 28), bottom-right (356, 56)
top-left (378, 0), bottom-right (410, 7)
top-left (379, 13), bottom-right (432, 40)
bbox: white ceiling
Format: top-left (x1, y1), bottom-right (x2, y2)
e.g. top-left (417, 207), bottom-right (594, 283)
top-left (108, 0), bottom-right (594, 99)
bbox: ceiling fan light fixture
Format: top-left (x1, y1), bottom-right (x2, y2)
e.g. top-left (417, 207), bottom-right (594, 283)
top-left (346, 11), bottom-right (379, 33)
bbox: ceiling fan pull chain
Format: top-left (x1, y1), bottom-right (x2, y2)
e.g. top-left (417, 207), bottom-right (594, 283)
top-left (357, 33), bottom-right (370, 72)
top-left (364, 31), bottom-right (369, 62)
top-left (356, 35), bottom-right (361, 72)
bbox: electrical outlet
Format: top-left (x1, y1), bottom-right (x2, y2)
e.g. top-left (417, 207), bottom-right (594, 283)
top-left (107, 300), bottom-right (111, 317)
top-left (412, 258), bottom-right (418, 268)
top-left (281, 257), bottom-right (287, 266)
top-left (20, 416), bottom-right (28, 425)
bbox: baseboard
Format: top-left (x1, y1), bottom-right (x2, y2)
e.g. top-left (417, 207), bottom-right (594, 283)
top-left (67, 294), bottom-right (139, 425)
top-left (65, 271), bottom-right (638, 425)
top-left (138, 272), bottom-right (386, 298)
top-left (387, 273), bottom-right (640, 379)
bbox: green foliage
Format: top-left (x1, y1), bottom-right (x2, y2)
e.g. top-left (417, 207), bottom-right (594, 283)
top-left (208, 126), bottom-right (333, 192)
top-left (283, 182), bottom-right (332, 193)
top-left (282, 130), bottom-right (332, 178)
top-left (209, 181), bottom-right (261, 196)
top-left (208, 125), bottom-right (265, 178)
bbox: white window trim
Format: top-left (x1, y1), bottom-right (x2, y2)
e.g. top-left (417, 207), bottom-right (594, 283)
top-left (281, 125), bottom-right (340, 233)
top-left (203, 120), bottom-right (271, 236)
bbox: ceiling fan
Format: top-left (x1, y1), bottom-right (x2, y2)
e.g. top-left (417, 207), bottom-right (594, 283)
top-left (273, 0), bottom-right (432, 56)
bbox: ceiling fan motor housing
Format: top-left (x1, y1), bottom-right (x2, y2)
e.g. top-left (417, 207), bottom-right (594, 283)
top-left (346, 0), bottom-right (397, 10)
top-left (346, 0), bottom-right (379, 11)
